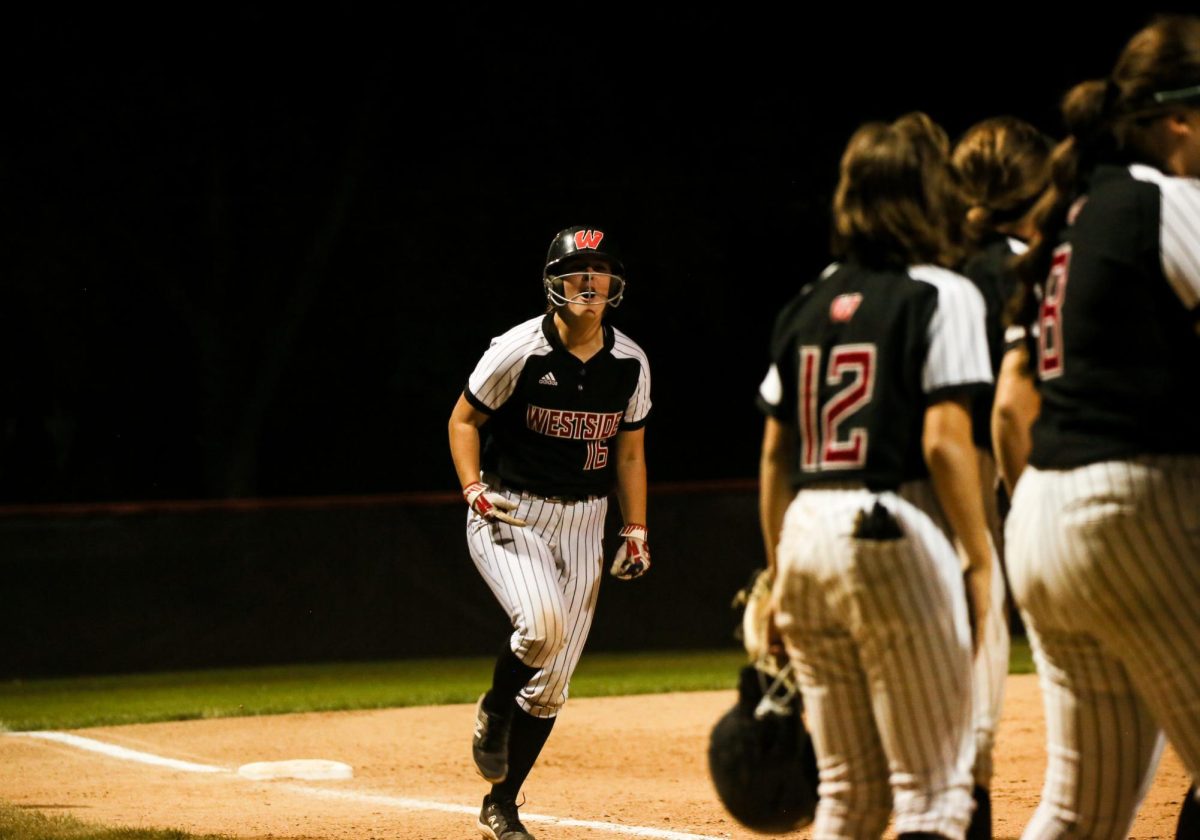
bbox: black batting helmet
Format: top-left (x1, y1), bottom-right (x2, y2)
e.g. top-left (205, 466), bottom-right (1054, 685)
top-left (543, 225), bottom-right (626, 308)
top-left (708, 664), bottom-right (819, 834)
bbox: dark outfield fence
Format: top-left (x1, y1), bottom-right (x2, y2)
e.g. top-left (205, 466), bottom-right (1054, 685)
top-left (0, 482), bottom-right (763, 677)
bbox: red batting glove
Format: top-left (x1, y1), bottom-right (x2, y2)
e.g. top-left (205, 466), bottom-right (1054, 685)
top-left (463, 482), bottom-right (527, 527)
top-left (610, 523), bottom-right (650, 580)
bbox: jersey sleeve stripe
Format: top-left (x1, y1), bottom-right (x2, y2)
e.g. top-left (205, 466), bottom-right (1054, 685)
top-left (463, 387), bottom-right (494, 414)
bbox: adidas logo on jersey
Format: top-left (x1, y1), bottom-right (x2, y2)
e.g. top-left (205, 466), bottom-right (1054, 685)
top-left (539, 372), bottom-right (558, 386)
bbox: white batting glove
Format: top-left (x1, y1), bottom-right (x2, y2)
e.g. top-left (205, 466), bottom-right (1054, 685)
top-left (609, 524), bottom-right (650, 580)
top-left (463, 481), bottom-right (527, 527)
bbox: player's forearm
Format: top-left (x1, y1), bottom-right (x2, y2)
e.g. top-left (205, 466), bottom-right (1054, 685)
top-left (759, 418), bottom-right (795, 578)
top-left (992, 348), bottom-right (1040, 495)
top-left (448, 420), bottom-right (483, 489)
top-left (614, 453), bottom-right (647, 525)
top-left (449, 393), bottom-right (492, 490)
top-left (923, 400), bottom-right (992, 571)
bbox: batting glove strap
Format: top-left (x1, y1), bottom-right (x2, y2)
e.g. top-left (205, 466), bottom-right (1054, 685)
top-left (610, 524), bottom-right (650, 580)
top-left (618, 523), bottom-right (648, 541)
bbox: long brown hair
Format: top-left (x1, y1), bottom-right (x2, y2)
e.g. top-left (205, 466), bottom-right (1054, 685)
top-left (832, 112), bottom-right (962, 270)
top-left (1014, 14), bottom-right (1200, 326)
top-left (952, 117), bottom-right (1052, 249)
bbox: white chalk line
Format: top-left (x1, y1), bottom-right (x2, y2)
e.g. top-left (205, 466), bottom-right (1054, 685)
top-left (9, 731), bottom-right (727, 840)
top-left (283, 785), bottom-right (725, 839)
top-left (17, 731), bottom-right (225, 773)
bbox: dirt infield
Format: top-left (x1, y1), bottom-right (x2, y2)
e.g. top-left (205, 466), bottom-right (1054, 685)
top-left (0, 674), bottom-right (1189, 839)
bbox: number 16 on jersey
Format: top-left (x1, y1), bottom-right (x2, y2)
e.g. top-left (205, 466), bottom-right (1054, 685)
top-left (799, 343), bottom-right (877, 472)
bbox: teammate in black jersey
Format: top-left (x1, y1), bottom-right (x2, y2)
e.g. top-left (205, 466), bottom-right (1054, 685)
top-left (1000, 16), bottom-right (1200, 840)
top-left (950, 116), bottom-right (1052, 840)
top-left (448, 226), bottom-right (651, 840)
top-left (759, 113), bottom-right (994, 840)
top-left (953, 117), bottom-right (1052, 494)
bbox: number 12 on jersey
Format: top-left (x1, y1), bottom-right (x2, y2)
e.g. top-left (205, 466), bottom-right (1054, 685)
top-left (798, 343), bottom-right (876, 471)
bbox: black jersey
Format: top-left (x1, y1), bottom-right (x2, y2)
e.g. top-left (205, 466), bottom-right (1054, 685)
top-left (961, 235), bottom-right (1027, 452)
top-left (758, 262), bottom-right (992, 491)
top-left (465, 313), bottom-right (651, 498)
top-left (1030, 164), bottom-right (1200, 468)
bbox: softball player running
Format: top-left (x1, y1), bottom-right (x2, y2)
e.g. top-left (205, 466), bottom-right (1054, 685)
top-left (1001, 15), bottom-right (1200, 839)
top-left (760, 112), bottom-right (994, 840)
top-left (949, 116), bottom-right (1052, 840)
top-left (448, 225), bottom-right (651, 840)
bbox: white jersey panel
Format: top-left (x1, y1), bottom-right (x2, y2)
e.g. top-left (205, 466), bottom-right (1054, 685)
top-left (758, 363), bottom-right (784, 408)
top-left (611, 327), bottom-right (652, 425)
top-left (1006, 236), bottom-right (1030, 256)
top-left (908, 264), bottom-right (994, 394)
top-left (1129, 164), bottom-right (1200, 310)
top-left (466, 316), bottom-right (554, 411)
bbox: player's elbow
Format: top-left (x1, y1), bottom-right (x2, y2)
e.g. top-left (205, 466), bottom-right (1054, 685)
top-left (992, 389), bottom-right (1039, 439)
top-left (922, 431), bottom-right (970, 477)
top-left (990, 401), bottom-right (1024, 451)
top-left (922, 397), bottom-right (973, 463)
top-left (922, 421), bottom-right (974, 481)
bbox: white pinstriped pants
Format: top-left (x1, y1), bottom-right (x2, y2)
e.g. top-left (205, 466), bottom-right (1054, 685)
top-left (900, 453), bottom-right (1010, 789)
top-left (772, 488), bottom-right (977, 840)
top-left (1007, 456), bottom-right (1200, 840)
top-left (466, 488), bottom-right (607, 719)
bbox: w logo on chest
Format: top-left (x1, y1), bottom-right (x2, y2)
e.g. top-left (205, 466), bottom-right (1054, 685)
top-left (538, 372), bottom-right (558, 386)
top-left (830, 293), bottom-right (863, 323)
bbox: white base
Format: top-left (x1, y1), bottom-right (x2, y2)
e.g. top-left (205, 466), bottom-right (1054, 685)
top-left (237, 759), bottom-right (353, 781)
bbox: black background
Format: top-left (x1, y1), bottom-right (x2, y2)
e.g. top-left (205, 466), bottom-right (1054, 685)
top-left (3, 8), bottom-right (1182, 504)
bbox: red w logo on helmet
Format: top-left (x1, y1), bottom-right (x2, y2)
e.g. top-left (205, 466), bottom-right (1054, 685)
top-left (574, 229), bottom-right (605, 250)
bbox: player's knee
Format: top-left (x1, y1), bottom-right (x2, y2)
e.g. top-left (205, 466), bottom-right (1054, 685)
top-left (515, 613), bottom-right (568, 666)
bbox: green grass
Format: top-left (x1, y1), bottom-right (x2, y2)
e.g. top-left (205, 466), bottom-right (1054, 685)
top-left (0, 801), bottom-right (232, 840)
top-left (0, 650), bottom-right (746, 732)
top-left (1, 639), bottom-right (1036, 732)
top-left (1009, 633), bottom-right (1034, 674)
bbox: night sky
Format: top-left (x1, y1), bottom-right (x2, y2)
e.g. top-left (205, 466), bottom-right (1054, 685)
top-left (3, 9), bottom-right (1184, 503)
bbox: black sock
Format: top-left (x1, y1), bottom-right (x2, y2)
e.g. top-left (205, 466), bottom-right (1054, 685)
top-left (966, 785), bottom-right (991, 840)
top-left (483, 644), bottom-right (538, 717)
top-left (1177, 784), bottom-right (1199, 839)
top-left (491, 708), bottom-right (556, 802)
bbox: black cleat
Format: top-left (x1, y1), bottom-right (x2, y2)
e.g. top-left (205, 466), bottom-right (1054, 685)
top-left (472, 693), bottom-right (511, 783)
top-left (478, 795), bottom-right (535, 840)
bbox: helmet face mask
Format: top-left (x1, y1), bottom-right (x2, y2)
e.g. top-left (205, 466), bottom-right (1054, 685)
top-left (544, 226), bottom-right (627, 309)
top-left (544, 266), bottom-right (626, 309)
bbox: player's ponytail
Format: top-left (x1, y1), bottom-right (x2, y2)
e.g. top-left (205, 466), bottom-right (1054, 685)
top-left (1014, 14), bottom-right (1200, 327)
top-left (952, 116), bottom-right (1052, 250)
top-left (1010, 83), bottom-right (1106, 328)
